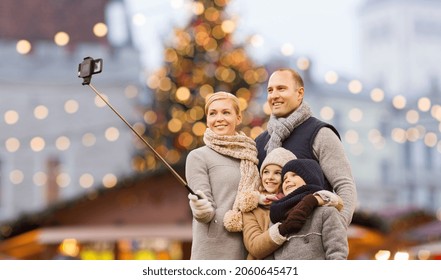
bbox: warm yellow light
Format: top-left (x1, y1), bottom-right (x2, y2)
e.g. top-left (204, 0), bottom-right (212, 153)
top-left (166, 149), bottom-right (181, 164)
top-left (424, 132), bottom-right (437, 147)
top-left (417, 97), bottom-right (431, 112)
top-left (188, 107), bottom-right (204, 121)
top-left (59, 239), bottom-right (80, 258)
top-left (56, 136), bottom-right (71, 151)
top-left (238, 97), bottom-right (248, 111)
top-left (192, 122), bottom-right (206, 136)
top-left (10, 170), bottom-right (24, 184)
top-left (212, 24), bottom-right (226, 39)
top-left (375, 250), bottom-right (391, 260)
top-left (256, 67), bottom-right (268, 83)
top-left (394, 251), bottom-right (409, 260)
top-left (281, 43), bottom-right (294, 56)
top-left (236, 88), bottom-right (251, 100)
top-left (125, 85), bottom-right (138, 99)
top-left (144, 111), bottom-right (158, 125)
top-left (348, 108), bottom-right (363, 122)
top-left (93, 22), bottom-right (108, 37)
top-left (391, 128), bottom-right (407, 143)
top-left (168, 118), bottom-right (183, 133)
top-left (431, 105), bottom-right (441, 121)
top-left (64, 99), bottom-right (79, 114)
top-left (164, 48), bottom-right (178, 63)
top-left (5, 137), bottom-right (20, 152)
top-left (195, 29), bottom-right (209, 46)
top-left (406, 110), bottom-right (419, 124)
top-left (417, 250), bottom-right (431, 260)
top-left (214, 0), bottom-right (228, 7)
top-left (4, 110), bottom-right (19, 125)
top-left (392, 95), bottom-right (406, 109)
top-left (199, 84), bottom-right (214, 99)
top-left (147, 74), bottom-right (160, 89)
top-left (103, 173), bottom-right (117, 188)
top-left (296, 57), bottom-right (310, 70)
top-left (16, 40), bottom-right (32, 54)
top-left (54, 32), bottom-right (70, 46)
top-left (176, 87), bottom-right (191, 102)
top-left (205, 7), bottom-right (220, 22)
top-left (250, 34), bottom-right (264, 47)
top-left (30, 137), bottom-right (45, 152)
top-left (243, 70), bottom-right (257, 84)
top-left (324, 71), bottom-right (339, 84)
top-left (348, 80), bottom-right (363, 94)
top-left (33, 172), bottom-right (47, 186)
top-left (34, 105), bottom-right (49, 120)
top-left (370, 88), bottom-right (384, 102)
top-left (57, 173), bottom-right (71, 188)
top-left (159, 77), bottom-right (172, 91)
top-left (320, 106), bottom-right (334, 121)
top-left (105, 127), bottom-right (120, 142)
top-left (79, 173), bottom-right (94, 188)
top-left (221, 20), bottom-right (235, 33)
top-left (178, 132), bottom-right (194, 148)
top-left (82, 133), bottom-right (96, 147)
top-left (192, 2), bottom-right (204, 15)
top-left (406, 127), bottom-right (420, 142)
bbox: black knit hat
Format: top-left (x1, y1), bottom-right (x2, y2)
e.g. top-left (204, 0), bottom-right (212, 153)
top-left (281, 159), bottom-right (325, 187)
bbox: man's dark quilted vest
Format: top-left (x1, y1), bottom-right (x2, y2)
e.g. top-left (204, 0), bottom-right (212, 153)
top-left (255, 117), bottom-right (340, 191)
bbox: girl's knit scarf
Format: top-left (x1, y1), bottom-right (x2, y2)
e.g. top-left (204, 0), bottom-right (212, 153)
top-left (269, 184), bottom-right (323, 224)
top-left (265, 101), bottom-right (312, 153)
top-left (203, 128), bottom-right (260, 232)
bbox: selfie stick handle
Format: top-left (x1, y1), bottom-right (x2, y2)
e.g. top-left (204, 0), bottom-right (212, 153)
top-left (87, 83), bottom-right (198, 197)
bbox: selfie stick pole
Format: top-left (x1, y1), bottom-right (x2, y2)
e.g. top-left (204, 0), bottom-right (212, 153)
top-left (86, 83), bottom-right (198, 197)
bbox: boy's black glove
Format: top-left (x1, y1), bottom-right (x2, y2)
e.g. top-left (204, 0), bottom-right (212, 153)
top-left (278, 194), bottom-right (319, 236)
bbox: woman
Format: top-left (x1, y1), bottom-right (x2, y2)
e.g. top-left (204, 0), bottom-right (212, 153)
top-left (185, 91), bottom-right (260, 259)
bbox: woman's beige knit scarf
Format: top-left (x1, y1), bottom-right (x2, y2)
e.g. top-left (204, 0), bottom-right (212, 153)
top-left (203, 128), bottom-right (260, 232)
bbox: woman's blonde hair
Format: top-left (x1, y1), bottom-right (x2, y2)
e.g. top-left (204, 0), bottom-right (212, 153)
top-left (204, 91), bottom-right (241, 117)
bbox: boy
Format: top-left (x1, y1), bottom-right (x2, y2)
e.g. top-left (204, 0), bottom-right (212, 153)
top-left (269, 159), bottom-right (348, 260)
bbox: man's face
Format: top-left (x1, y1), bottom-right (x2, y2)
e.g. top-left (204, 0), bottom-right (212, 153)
top-left (267, 70), bottom-right (304, 118)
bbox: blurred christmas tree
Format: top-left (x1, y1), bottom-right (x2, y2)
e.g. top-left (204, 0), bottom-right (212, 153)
top-left (132, 0), bottom-right (268, 173)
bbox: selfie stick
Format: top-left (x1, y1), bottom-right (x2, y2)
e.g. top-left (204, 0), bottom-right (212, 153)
top-left (78, 58), bottom-right (198, 197)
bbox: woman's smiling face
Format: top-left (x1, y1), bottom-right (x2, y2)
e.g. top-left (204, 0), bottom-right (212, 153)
top-left (206, 98), bottom-right (241, 136)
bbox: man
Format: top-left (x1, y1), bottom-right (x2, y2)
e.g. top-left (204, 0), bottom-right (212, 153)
top-left (255, 68), bottom-right (357, 227)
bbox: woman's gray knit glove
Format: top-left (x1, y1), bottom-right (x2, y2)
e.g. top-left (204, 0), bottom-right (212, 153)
top-left (188, 190), bottom-right (214, 220)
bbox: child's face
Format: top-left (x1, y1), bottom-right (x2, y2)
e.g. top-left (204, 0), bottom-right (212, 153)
top-left (261, 164), bottom-right (282, 194)
top-left (282, 171), bottom-right (306, 195)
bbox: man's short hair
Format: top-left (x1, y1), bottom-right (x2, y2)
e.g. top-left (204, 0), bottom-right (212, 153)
top-left (276, 68), bottom-right (304, 88)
